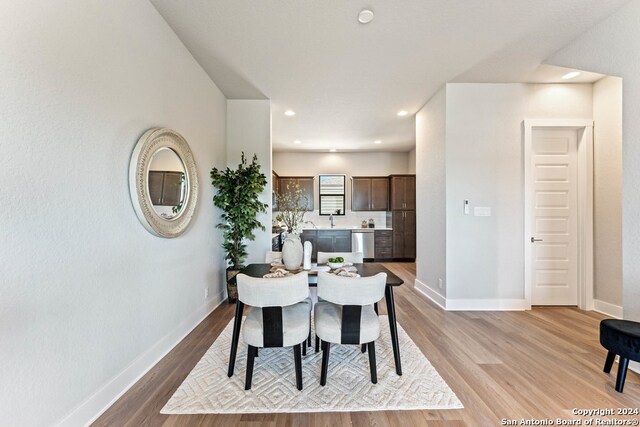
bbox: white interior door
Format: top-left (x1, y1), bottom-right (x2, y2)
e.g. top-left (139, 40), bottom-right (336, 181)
top-left (530, 128), bottom-right (578, 305)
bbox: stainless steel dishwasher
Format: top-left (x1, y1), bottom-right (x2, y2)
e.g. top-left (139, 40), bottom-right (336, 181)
top-left (351, 229), bottom-right (375, 261)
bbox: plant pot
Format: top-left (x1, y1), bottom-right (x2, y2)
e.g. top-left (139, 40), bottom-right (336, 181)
top-left (282, 233), bottom-right (303, 270)
top-left (226, 267), bottom-right (241, 304)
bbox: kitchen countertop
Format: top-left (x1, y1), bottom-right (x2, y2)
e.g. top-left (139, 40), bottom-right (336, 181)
top-left (301, 227), bottom-right (392, 231)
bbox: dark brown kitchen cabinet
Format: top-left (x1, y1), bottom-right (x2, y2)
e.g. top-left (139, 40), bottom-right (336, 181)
top-left (277, 176), bottom-right (314, 211)
top-left (390, 175), bottom-right (416, 211)
top-left (392, 210), bottom-right (416, 259)
top-left (389, 174), bottom-right (415, 259)
top-left (351, 177), bottom-right (389, 211)
top-left (374, 230), bottom-right (393, 259)
top-left (317, 230), bottom-right (352, 253)
top-left (301, 229), bottom-right (351, 261)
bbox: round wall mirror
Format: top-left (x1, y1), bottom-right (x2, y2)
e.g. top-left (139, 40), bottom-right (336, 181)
top-left (129, 128), bottom-right (198, 238)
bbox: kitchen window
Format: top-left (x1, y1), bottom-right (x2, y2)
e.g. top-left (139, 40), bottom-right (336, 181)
top-left (318, 175), bottom-right (346, 215)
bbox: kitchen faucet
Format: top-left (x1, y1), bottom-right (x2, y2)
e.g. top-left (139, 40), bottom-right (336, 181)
top-left (329, 214), bottom-right (334, 228)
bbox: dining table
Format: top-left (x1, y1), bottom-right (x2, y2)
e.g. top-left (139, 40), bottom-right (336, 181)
top-left (227, 262), bottom-right (404, 377)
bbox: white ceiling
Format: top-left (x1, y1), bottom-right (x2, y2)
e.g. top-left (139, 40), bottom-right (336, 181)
top-left (526, 65), bottom-right (605, 84)
top-left (150, 0), bottom-right (626, 153)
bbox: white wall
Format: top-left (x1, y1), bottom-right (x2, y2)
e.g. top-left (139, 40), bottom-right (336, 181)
top-left (408, 148), bottom-right (416, 174)
top-left (0, 1), bottom-right (227, 426)
top-left (273, 151), bottom-right (410, 228)
top-left (415, 87), bottom-right (448, 299)
top-left (274, 151), bottom-right (410, 179)
top-left (415, 83), bottom-right (592, 305)
top-left (592, 77), bottom-right (623, 308)
top-left (548, 3), bottom-right (640, 321)
top-left (226, 100), bottom-right (273, 265)
top-left (446, 83), bottom-right (592, 301)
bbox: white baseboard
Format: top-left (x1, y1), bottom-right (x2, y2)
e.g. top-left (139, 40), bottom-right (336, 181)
top-left (414, 279), bottom-right (446, 309)
top-left (593, 299), bottom-right (623, 318)
top-left (414, 279), bottom-right (525, 311)
top-left (445, 298), bottom-right (527, 311)
top-left (55, 290), bottom-right (226, 427)
top-left (630, 361), bottom-right (640, 374)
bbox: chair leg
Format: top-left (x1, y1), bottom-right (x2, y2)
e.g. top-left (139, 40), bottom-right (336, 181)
top-left (320, 341), bottom-right (331, 386)
top-left (368, 341), bottom-right (377, 384)
top-left (303, 340), bottom-right (307, 356)
top-left (361, 344), bottom-right (367, 353)
top-left (616, 357), bottom-right (629, 393)
top-left (603, 350), bottom-right (616, 373)
top-left (315, 335), bottom-right (320, 352)
top-left (255, 347), bottom-right (258, 358)
top-left (293, 344), bottom-right (303, 390)
top-left (245, 345), bottom-right (257, 390)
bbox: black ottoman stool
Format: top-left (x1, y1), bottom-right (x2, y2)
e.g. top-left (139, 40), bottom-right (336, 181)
top-left (600, 319), bottom-right (640, 393)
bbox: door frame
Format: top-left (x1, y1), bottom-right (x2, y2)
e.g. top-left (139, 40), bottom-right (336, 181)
top-left (523, 119), bottom-right (594, 310)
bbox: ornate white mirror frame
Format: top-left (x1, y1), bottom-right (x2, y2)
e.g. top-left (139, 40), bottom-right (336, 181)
top-left (129, 128), bottom-right (198, 238)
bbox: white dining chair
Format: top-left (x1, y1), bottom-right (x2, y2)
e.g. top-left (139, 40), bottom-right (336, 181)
top-left (314, 251), bottom-right (365, 352)
top-left (317, 251), bottom-right (364, 264)
top-left (314, 271), bottom-right (387, 385)
top-left (236, 272), bottom-right (311, 390)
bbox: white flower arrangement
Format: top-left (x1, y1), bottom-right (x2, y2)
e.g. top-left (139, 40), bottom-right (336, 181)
top-left (275, 181), bottom-right (308, 236)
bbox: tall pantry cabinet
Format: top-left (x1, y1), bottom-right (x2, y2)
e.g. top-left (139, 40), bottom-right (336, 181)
top-left (389, 175), bottom-right (416, 259)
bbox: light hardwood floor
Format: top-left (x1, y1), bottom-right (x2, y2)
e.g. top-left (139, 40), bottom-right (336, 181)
top-left (94, 263), bottom-right (639, 427)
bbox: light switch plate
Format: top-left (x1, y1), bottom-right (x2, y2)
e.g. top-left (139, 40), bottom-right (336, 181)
top-left (474, 207), bottom-right (492, 217)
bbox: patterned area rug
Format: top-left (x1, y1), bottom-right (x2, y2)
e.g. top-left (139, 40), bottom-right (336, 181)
top-left (161, 315), bottom-right (463, 414)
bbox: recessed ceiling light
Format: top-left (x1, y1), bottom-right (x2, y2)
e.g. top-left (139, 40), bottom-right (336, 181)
top-left (374, 140), bottom-right (382, 144)
top-left (293, 140), bottom-right (301, 144)
top-left (329, 148), bottom-right (337, 152)
top-left (397, 110), bottom-right (408, 117)
top-left (561, 71), bottom-right (581, 80)
top-left (358, 9), bottom-right (374, 24)
top-left (284, 110), bottom-right (296, 116)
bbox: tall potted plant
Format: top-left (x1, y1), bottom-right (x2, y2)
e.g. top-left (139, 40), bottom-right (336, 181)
top-left (211, 153), bottom-right (268, 303)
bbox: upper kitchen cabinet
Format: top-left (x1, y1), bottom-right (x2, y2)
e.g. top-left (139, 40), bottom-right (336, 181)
top-left (351, 177), bottom-right (389, 211)
top-left (390, 175), bottom-right (416, 211)
top-left (277, 176), bottom-right (314, 211)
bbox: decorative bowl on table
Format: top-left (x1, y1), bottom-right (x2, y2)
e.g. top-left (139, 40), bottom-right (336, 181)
top-left (327, 257), bottom-right (346, 270)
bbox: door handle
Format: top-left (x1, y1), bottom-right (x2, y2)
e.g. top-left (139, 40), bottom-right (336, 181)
top-left (531, 237), bottom-right (543, 243)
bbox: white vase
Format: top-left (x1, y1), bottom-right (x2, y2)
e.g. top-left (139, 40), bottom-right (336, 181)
top-left (282, 233), bottom-right (303, 270)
